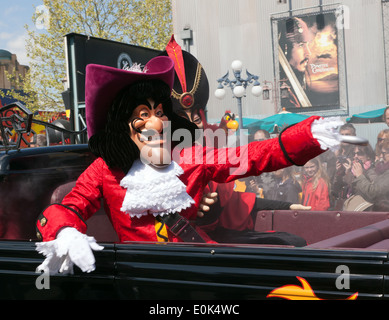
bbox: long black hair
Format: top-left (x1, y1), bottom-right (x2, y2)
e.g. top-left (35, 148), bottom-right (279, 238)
top-left (88, 79), bottom-right (197, 173)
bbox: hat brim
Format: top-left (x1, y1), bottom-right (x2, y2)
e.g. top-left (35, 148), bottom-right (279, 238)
top-left (85, 56), bottom-right (175, 138)
top-left (344, 195), bottom-right (373, 212)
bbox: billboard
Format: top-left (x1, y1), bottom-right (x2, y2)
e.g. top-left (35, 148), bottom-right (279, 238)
top-left (276, 12), bottom-right (340, 112)
top-left (64, 33), bottom-right (162, 132)
top-left (64, 33), bottom-right (161, 106)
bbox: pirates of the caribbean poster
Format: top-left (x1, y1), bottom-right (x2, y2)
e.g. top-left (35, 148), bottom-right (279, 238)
top-left (277, 12), bottom-right (340, 111)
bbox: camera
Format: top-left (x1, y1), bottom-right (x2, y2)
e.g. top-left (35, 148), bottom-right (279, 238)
top-left (356, 159), bottom-right (364, 168)
top-left (337, 155), bottom-right (349, 164)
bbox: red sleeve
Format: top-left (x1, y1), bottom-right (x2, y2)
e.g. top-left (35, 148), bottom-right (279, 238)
top-left (218, 188), bottom-right (256, 231)
top-left (179, 116), bottom-right (324, 183)
top-left (197, 181), bottom-right (256, 232)
top-left (36, 158), bottom-right (104, 241)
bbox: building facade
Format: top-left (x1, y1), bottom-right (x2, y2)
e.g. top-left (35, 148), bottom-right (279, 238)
top-left (0, 49), bottom-right (29, 90)
top-left (171, 0), bottom-right (389, 143)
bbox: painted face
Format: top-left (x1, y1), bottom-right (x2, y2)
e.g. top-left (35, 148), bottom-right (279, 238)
top-left (186, 110), bottom-right (203, 129)
top-left (129, 98), bottom-right (170, 167)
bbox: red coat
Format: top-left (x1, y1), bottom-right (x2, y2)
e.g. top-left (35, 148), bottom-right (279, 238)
top-left (37, 116), bottom-right (324, 243)
top-left (203, 181), bottom-right (256, 232)
top-left (302, 177), bottom-right (330, 211)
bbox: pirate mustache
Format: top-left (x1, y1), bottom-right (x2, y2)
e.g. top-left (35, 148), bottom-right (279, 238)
top-left (131, 118), bottom-right (167, 142)
top-left (139, 129), bottom-right (165, 142)
top-left (300, 57), bottom-right (309, 65)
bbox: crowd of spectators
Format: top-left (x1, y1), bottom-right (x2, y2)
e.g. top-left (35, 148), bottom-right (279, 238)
top-left (241, 111), bottom-right (389, 212)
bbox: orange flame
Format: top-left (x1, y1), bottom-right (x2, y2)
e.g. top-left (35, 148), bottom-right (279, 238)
top-left (267, 277), bottom-right (358, 300)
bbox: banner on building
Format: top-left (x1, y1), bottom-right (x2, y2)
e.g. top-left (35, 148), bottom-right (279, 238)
top-left (275, 12), bottom-right (340, 112)
top-left (64, 33), bottom-right (161, 105)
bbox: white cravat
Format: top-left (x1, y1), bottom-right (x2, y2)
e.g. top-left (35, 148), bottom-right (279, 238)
top-left (120, 159), bottom-right (195, 219)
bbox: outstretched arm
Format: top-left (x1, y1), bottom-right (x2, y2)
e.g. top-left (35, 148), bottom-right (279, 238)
top-left (181, 116), bottom-right (343, 184)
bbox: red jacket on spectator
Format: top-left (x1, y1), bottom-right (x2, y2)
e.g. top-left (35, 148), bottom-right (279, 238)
top-left (302, 176), bottom-right (330, 211)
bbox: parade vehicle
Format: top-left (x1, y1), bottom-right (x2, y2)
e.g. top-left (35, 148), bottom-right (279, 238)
top-left (1, 101), bottom-right (389, 300)
top-left (1, 34), bottom-right (389, 300)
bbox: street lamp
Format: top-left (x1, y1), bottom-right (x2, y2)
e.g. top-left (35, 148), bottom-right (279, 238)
top-left (280, 80), bottom-right (291, 99)
top-left (215, 60), bottom-right (262, 131)
top-left (262, 81), bottom-right (272, 101)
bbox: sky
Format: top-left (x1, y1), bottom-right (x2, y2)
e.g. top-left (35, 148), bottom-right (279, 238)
top-left (0, 0), bottom-right (44, 65)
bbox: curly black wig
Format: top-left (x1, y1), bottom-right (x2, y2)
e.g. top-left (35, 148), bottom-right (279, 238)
top-left (88, 79), bottom-right (198, 173)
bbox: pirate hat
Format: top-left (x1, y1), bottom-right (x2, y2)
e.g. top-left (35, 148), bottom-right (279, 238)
top-left (85, 56), bottom-right (175, 138)
top-left (159, 35), bottom-right (209, 115)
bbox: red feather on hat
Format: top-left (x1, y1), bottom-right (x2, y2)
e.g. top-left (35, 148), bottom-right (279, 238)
top-left (166, 35), bottom-right (187, 93)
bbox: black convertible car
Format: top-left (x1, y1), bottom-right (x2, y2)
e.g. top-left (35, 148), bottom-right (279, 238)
top-left (1, 102), bottom-right (389, 300)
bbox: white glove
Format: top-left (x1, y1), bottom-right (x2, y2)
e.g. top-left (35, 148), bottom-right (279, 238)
top-left (36, 227), bottom-right (104, 275)
top-left (311, 117), bottom-right (344, 151)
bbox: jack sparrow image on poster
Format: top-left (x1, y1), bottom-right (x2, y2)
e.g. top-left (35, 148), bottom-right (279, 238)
top-left (277, 12), bottom-right (340, 110)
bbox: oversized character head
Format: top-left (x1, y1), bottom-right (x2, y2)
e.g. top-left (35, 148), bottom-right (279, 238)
top-left (85, 56), bottom-right (197, 172)
top-left (160, 36), bottom-right (238, 149)
top-left (159, 35), bottom-right (215, 131)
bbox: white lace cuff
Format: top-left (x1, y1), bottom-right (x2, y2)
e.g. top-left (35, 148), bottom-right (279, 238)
top-left (35, 227), bottom-right (104, 275)
top-left (311, 117), bottom-right (344, 151)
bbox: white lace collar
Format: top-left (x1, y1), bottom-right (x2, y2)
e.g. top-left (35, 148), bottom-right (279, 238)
top-left (120, 160), bottom-right (195, 219)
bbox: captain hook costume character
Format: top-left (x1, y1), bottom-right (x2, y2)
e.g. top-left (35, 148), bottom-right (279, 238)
top-left (161, 36), bottom-right (312, 246)
top-left (35, 53), bottom-right (344, 275)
